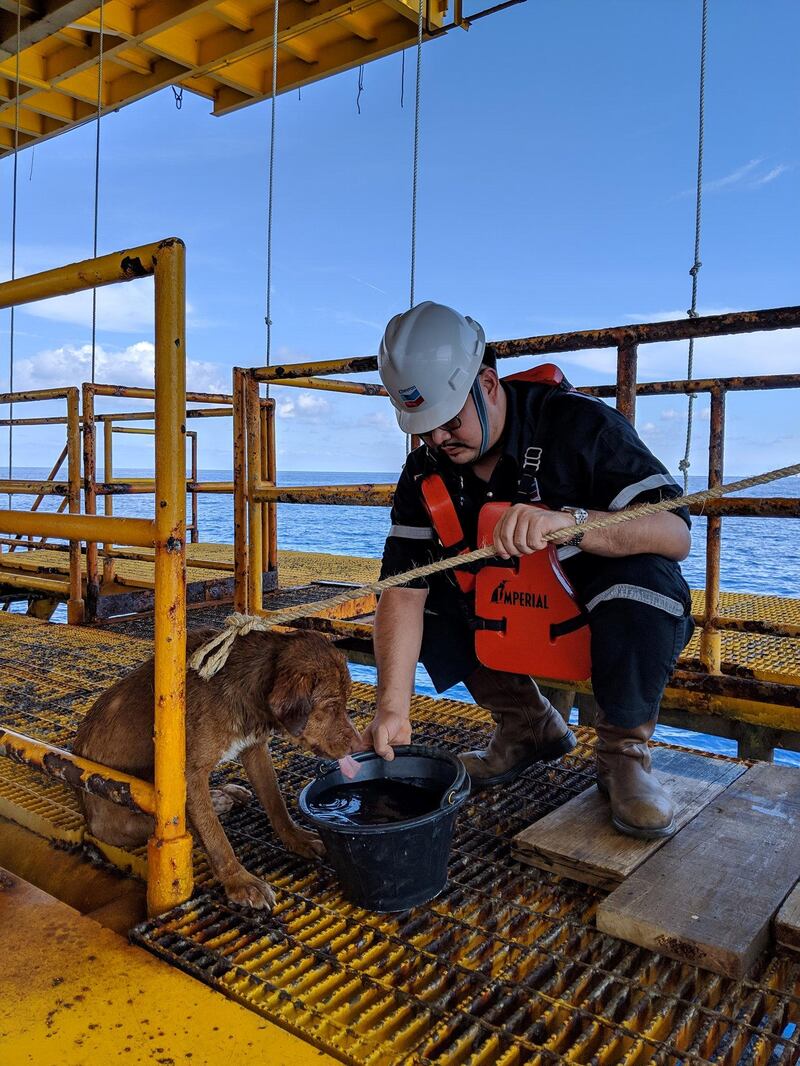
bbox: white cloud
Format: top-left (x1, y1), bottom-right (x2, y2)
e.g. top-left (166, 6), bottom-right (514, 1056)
top-left (21, 281), bottom-right (155, 333)
top-left (18, 279), bottom-right (198, 334)
top-left (705, 158), bottom-right (762, 192)
top-left (15, 341), bottom-right (227, 394)
top-left (674, 159), bottom-right (791, 198)
top-left (276, 392), bottom-right (329, 422)
top-left (297, 393), bottom-right (328, 413)
top-left (660, 408), bottom-right (681, 421)
top-left (752, 164), bottom-right (790, 186)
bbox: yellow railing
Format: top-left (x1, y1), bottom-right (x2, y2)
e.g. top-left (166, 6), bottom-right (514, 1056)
top-left (81, 381), bottom-right (232, 617)
top-left (0, 239), bottom-right (191, 916)
top-left (0, 387), bottom-right (83, 622)
top-left (234, 309), bottom-right (800, 756)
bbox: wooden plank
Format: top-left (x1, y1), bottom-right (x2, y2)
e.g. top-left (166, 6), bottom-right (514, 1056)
top-left (513, 748), bottom-right (745, 890)
top-left (775, 882), bottom-right (800, 952)
top-left (596, 763), bottom-right (800, 978)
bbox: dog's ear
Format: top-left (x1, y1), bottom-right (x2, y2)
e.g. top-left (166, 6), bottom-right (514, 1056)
top-left (270, 669), bottom-right (313, 737)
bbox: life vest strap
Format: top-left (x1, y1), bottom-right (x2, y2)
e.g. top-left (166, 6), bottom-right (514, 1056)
top-left (550, 612), bottom-right (589, 640)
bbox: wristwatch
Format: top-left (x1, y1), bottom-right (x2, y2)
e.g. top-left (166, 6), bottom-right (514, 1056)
top-left (560, 506), bottom-right (589, 547)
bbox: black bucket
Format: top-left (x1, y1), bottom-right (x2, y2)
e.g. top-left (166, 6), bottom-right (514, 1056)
top-left (298, 745), bottom-right (470, 912)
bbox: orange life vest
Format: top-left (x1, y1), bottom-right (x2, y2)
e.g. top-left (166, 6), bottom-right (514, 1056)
top-left (418, 364), bottom-right (591, 682)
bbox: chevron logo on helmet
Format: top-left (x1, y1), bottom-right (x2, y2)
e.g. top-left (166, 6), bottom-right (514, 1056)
top-left (399, 384), bottom-right (425, 408)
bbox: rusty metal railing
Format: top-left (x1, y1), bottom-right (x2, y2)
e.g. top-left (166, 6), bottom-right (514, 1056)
top-left (0, 239), bottom-right (192, 916)
top-left (0, 387), bottom-right (83, 623)
top-left (237, 305), bottom-right (800, 755)
top-left (81, 382), bottom-right (234, 619)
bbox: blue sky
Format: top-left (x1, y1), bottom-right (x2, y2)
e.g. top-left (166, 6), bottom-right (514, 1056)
top-left (2, 0), bottom-right (798, 476)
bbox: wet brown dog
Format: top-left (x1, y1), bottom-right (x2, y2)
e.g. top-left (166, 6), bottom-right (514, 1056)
top-left (73, 627), bottom-right (360, 909)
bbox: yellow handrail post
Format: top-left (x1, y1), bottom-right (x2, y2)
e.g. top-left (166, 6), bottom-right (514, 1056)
top-left (260, 399), bottom-right (275, 575)
top-left (81, 383), bottom-right (100, 620)
top-left (189, 430), bottom-right (199, 543)
top-left (245, 372), bottom-right (264, 614)
top-left (148, 238), bottom-right (192, 917)
top-left (102, 419), bottom-right (116, 585)
top-left (232, 367), bottom-right (249, 612)
top-left (700, 386), bottom-right (724, 674)
top-left (66, 389), bottom-right (84, 624)
top-left (266, 398), bottom-right (278, 571)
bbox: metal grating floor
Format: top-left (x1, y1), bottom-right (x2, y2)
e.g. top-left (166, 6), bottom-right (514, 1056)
top-left (103, 582), bottom-right (366, 641)
top-left (133, 686), bottom-right (800, 1066)
top-left (0, 613), bottom-right (799, 1064)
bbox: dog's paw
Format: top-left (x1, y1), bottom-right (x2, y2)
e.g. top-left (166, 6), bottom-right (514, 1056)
top-left (222, 784), bottom-right (253, 806)
top-left (210, 784), bottom-right (254, 816)
top-left (210, 789), bottom-right (234, 816)
top-left (222, 869), bottom-right (276, 910)
top-left (281, 825), bottom-right (325, 859)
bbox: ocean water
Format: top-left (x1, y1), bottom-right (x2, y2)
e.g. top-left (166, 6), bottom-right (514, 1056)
top-left (6, 468), bottom-right (800, 765)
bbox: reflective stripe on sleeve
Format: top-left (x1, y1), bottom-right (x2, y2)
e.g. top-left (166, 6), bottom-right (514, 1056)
top-left (557, 545), bottom-right (582, 561)
top-left (607, 473), bottom-right (680, 512)
top-left (585, 583), bottom-right (685, 616)
top-left (388, 524), bottom-right (435, 540)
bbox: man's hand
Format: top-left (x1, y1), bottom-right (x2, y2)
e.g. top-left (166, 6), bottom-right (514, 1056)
top-left (362, 709), bottom-right (412, 761)
top-left (493, 504), bottom-right (575, 558)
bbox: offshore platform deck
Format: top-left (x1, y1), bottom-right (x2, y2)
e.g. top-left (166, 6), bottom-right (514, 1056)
top-left (1, 245), bottom-right (799, 1063)
top-left (2, 604), bottom-right (800, 1066)
top-left (0, 542), bottom-right (381, 618)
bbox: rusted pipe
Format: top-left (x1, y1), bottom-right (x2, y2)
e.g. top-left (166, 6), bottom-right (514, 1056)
top-left (252, 483), bottom-right (395, 506)
top-left (615, 343), bottom-right (638, 424)
top-left (0, 727), bottom-right (155, 813)
top-left (232, 368), bottom-right (248, 613)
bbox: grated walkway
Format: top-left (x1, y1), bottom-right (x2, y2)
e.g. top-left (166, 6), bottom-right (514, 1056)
top-left (0, 613), bottom-right (798, 1064)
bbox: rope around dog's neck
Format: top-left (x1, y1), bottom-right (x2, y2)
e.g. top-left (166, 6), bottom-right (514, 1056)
top-left (189, 461), bottom-right (800, 680)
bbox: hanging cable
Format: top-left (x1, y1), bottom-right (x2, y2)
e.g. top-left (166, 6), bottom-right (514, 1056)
top-left (405, 0), bottom-right (424, 456)
top-left (679, 0), bottom-right (708, 492)
top-left (356, 64), bottom-right (365, 114)
top-left (7, 0), bottom-right (21, 507)
top-left (409, 0), bottom-right (423, 310)
top-left (400, 49), bottom-right (405, 109)
top-left (90, 0), bottom-right (105, 385)
top-left (264, 0), bottom-right (280, 390)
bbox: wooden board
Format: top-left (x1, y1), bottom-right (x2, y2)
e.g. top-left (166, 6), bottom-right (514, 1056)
top-left (775, 882), bottom-right (800, 952)
top-left (596, 762), bottom-right (800, 978)
top-left (513, 747), bottom-right (745, 890)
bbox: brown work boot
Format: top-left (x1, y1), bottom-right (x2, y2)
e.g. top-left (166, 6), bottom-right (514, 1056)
top-left (595, 711), bottom-right (676, 839)
top-left (460, 667), bottom-right (576, 788)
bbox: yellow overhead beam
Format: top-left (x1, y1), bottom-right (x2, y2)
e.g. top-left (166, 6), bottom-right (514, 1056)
top-left (0, 0), bottom-right (455, 156)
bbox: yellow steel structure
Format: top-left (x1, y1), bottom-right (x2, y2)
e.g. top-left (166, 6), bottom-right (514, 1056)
top-left (0, 0), bottom-right (452, 157)
top-left (81, 379), bottom-right (233, 613)
top-left (2, 614), bottom-right (799, 1065)
top-left (0, 238), bottom-right (191, 916)
top-left (0, 868), bottom-right (340, 1065)
top-left (230, 308), bottom-right (800, 759)
top-left (0, 385), bottom-right (83, 620)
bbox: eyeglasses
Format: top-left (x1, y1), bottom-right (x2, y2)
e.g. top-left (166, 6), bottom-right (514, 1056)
top-left (420, 413), bottom-right (463, 442)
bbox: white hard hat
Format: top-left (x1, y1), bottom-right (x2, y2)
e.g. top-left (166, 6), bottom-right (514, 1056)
top-left (378, 301), bottom-right (486, 434)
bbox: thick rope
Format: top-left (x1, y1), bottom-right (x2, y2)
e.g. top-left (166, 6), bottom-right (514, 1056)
top-left (264, 0), bottom-right (280, 387)
top-left (189, 460), bottom-right (800, 679)
top-left (679, 0), bottom-right (708, 491)
top-left (409, 0), bottom-right (423, 310)
top-left (7, 0), bottom-right (21, 508)
top-left (90, 0), bottom-right (105, 384)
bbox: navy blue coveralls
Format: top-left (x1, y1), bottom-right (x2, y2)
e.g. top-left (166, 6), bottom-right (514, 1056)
top-left (378, 375), bottom-right (695, 728)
